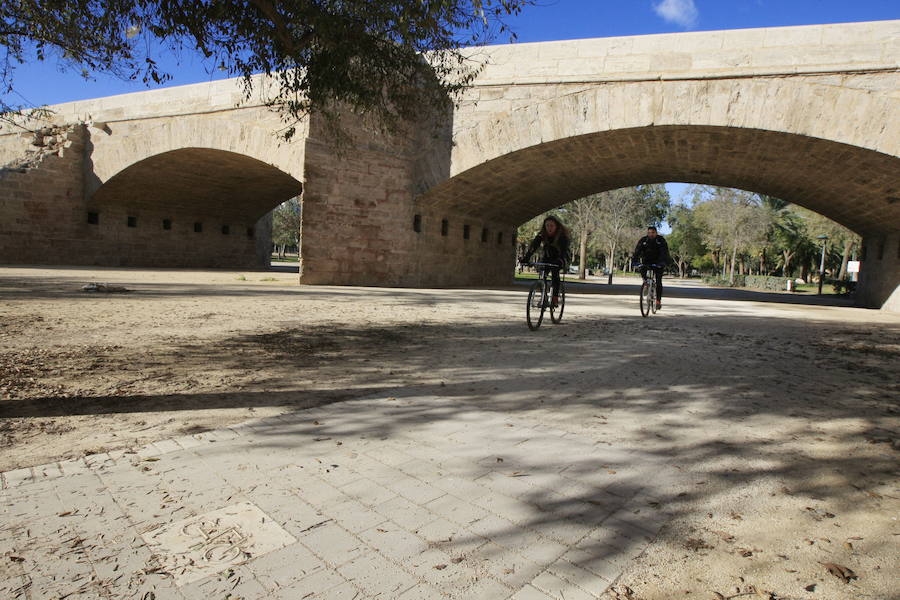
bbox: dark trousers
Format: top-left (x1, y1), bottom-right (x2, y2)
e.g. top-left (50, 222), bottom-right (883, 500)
top-left (640, 265), bottom-right (664, 301)
top-left (549, 267), bottom-right (561, 298)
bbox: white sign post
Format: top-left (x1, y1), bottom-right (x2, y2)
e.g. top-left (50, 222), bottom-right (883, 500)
top-left (847, 260), bottom-right (860, 282)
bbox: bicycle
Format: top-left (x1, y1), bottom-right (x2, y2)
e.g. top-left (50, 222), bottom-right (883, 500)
top-left (524, 262), bottom-right (566, 330)
top-left (637, 263), bottom-right (663, 317)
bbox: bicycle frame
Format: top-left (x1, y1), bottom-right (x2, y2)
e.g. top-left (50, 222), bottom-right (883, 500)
top-left (524, 262), bottom-right (566, 330)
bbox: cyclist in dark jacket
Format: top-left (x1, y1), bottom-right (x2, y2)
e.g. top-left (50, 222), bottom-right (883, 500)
top-left (521, 215), bottom-right (571, 307)
top-left (632, 226), bottom-right (670, 309)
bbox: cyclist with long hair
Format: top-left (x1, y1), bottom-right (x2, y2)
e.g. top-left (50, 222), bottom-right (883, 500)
top-left (521, 215), bottom-right (571, 307)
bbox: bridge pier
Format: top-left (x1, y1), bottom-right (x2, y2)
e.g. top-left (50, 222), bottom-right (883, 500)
top-left (858, 232), bottom-right (900, 311)
top-left (297, 116), bottom-right (516, 288)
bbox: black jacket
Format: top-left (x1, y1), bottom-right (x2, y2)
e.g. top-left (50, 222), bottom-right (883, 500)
top-left (632, 235), bottom-right (670, 266)
top-left (524, 232), bottom-right (571, 266)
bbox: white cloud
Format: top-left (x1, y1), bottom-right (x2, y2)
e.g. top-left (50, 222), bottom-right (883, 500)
top-left (653, 0), bottom-right (699, 29)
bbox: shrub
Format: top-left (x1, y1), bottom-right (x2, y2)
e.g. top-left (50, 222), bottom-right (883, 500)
top-left (830, 279), bottom-right (856, 295)
top-left (744, 275), bottom-right (790, 291)
top-left (702, 274), bottom-right (746, 287)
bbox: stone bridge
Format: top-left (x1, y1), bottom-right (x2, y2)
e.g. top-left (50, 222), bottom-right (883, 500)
top-left (1, 20), bottom-right (898, 309)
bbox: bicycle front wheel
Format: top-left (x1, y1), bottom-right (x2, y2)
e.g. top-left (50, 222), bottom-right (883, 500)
top-left (550, 282), bottom-right (566, 324)
top-left (526, 281), bottom-right (546, 330)
top-left (640, 279), bottom-right (652, 317)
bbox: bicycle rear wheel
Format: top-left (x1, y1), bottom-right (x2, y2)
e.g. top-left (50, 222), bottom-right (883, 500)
top-left (639, 279), bottom-right (652, 317)
top-left (550, 282), bottom-right (566, 324)
top-left (526, 281), bottom-right (546, 330)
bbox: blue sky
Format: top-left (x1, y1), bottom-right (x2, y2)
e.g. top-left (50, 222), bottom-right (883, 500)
top-left (8, 0), bottom-right (898, 208)
top-left (11, 0), bottom-right (898, 109)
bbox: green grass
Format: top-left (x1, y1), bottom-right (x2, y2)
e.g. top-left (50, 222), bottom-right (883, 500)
top-left (271, 254), bottom-right (300, 262)
top-left (793, 283), bottom-right (838, 294)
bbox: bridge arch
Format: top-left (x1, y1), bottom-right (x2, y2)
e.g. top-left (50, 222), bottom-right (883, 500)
top-left (412, 77), bottom-right (899, 307)
top-left (86, 147), bottom-right (301, 268)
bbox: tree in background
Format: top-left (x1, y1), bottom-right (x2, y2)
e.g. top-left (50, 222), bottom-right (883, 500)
top-left (692, 186), bottom-right (771, 284)
top-left (595, 184), bottom-right (670, 284)
top-left (666, 203), bottom-right (706, 278)
top-left (566, 195), bottom-right (603, 279)
top-left (272, 197), bottom-right (301, 259)
top-left (2, 0), bottom-right (533, 135)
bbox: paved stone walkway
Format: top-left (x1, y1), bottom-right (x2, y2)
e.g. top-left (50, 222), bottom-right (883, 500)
top-left (1, 393), bottom-right (679, 599)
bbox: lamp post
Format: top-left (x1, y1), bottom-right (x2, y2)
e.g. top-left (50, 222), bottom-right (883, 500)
top-left (817, 234), bottom-right (829, 295)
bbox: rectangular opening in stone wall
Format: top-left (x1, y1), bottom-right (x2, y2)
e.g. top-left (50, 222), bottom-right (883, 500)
top-left (413, 214), bottom-right (422, 233)
top-left (497, 231), bottom-right (503, 245)
top-left (87, 212), bottom-right (99, 225)
top-left (127, 216), bottom-right (137, 228)
top-left (162, 219), bottom-right (172, 230)
top-left (222, 225), bottom-right (230, 235)
top-left (246, 227), bottom-right (254, 238)
top-left (481, 228), bottom-right (488, 243)
top-left (463, 224), bottom-right (470, 240)
top-left (194, 222), bottom-right (203, 233)
top-left (441, 219), bottom-right (448, 237)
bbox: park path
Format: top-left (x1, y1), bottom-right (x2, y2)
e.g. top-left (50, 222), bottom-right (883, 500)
top-left (2, 392), bottom-right (677, 599)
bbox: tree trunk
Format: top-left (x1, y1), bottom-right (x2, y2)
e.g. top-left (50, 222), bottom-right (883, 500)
top-left (578, 234), bottom-right (588, 280)
top-left (837, 239), bottom-right (852, 280)
top-left (729, 244), bottom-right (738, 284)
top-left (606, 242), bottom-right (616, 285)
top-left (782, 250), bottom-right (793, 278)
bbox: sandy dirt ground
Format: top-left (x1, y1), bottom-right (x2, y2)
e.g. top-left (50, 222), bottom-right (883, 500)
top-left (1, 265), bottom-right (898, 600)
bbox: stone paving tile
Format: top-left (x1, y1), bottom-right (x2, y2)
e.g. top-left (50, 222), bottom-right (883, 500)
top-left (358, 521), bottom-right (429, 562)
top-left (250, 541), bottom-right (326, 591)
top-left (340, 477), bottom-right (399, 507)
top-left (510, 584), bottom-right (556, 599)
top-left (374, 494), bottom-right (439, 532)
top-left (467, 541), bottom-right (546, 589)
top-left (388, 474), bottom-right (448, 505)
top-left (399, 582), bottom-right (447, 599)
top-left (178, 564), bottom-right (268, 599)
top-left (302, 522), bottom-right (367, 567)
top-left (531, 570), bottom-right (597, 600)
top-left (450, 576), bottom-right (514, 600)
top-left (547, 557), bottom-right (610, 598)
top-left (269, 570), bottom-right (360, 600)
top-left (426, 492), bottom-right (491, 526)
top-left (337, 548), bottom-right (420, 598)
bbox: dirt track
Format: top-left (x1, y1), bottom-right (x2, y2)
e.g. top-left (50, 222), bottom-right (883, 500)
top-left (1, 266), bottom-right (898, 599)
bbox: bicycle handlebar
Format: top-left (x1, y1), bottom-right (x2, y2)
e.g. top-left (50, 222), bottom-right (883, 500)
top-left (526, 261), bottom-right (564, 268)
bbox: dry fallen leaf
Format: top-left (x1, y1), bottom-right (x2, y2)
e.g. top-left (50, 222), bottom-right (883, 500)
top-left (822, 562), bottom-right (857, 583)
top-left (712, 593), bottom-right (725, 600)
top-left (433, 564), bottom-right (447, 570)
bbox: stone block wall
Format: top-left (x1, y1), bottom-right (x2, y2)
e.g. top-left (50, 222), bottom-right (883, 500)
top-left (0, 125), bottom-right (271, 269)
top-left (0, 126), bottom-right (88, 265)
top-left (298, 114), bottom-right (515, 288)
top-left (858, 232), bottom-right (900, 310)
